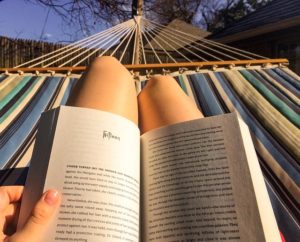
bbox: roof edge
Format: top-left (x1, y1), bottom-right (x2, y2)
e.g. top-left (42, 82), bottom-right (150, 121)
top-left (212, 15), bottom-right (300, 43)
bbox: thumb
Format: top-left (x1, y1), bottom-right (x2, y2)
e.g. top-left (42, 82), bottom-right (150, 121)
top-left (9, 189), bottom-right (61, 242)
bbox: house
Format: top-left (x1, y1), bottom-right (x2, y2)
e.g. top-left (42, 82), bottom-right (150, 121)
top-left (210, 0), bottom-right (300, 74)
top-left (143, 19), bottom-right (211, 63)
top-left (146, 19), bottom-right (211, 51)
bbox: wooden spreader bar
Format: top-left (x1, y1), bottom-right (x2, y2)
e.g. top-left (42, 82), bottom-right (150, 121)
top-left (0, 59), bottom-right (288, 74)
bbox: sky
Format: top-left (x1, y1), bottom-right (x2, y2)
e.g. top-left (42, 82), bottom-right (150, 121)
top-left (0, 0), bottom-right (253, 43)
top-left (0, 0), bottom-right (206, 43)
top-left (0, 0), bottom-right (80, 42)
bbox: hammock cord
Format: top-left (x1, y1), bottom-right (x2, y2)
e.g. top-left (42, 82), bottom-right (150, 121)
top-left (72, 23), bottom-right (135, 67)
top-left (34, 21), bottom-right (130, 67)
top-left (119, 24), bottom-right (137, 62)
top-left (141, 25), bottom-right (162, 63)
top-left (12, 17), bottom-right (271, 69)
top-left (15, 19), bottom-right (133, 68)
top-left (58, 21), bottom-right (133, 67)
top-left (144, 21), bottom-right (211, 61)
top-left (143, 20), bottom-right (234, 61)
top-left (143, 18), bottom-right (267, 60)
top-left (142, 24), bottom-right (178, 63)
top-left (143, 21), bottom-right (195, 62)
top-left (110, 25), bottom-right (136, 57)
top-left (139, 24), bottom-right (147, 64)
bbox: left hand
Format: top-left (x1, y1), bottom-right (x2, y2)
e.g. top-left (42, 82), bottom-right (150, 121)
top-left (0, 186), bottom-right (61, 242)
top-left (0, 186), bottom-right (23, 240)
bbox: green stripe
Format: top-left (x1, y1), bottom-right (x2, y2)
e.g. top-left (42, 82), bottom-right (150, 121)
top-left (240, 70), bottom-right (300, 127)
top-left (178, 75), bottom-right (188, 95)
top-left (0, 76), bottom-right (33, 110)
top-left (0, 77), bottom-right (41, 124)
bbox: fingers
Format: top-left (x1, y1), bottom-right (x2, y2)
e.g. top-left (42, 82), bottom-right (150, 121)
top-left (0, 187), bottom-right (23, 241)
top-left (0, 187), bottom-right (23, 211)
top-left (1, 203), bottom-right (20, 236)
top-left (3, 203), bottom-right (19, 225)
top-left (8, 189), bottom-right (61, 242)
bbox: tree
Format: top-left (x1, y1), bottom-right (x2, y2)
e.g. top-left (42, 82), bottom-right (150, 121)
top-left (207, 0), bottom-right (272, 32)
top-left (23, 0), bottom-right (272, 38)
top-left (25, 0), bottom-right (133, 37)
top-left (144, 0), bottom-right (203, 25)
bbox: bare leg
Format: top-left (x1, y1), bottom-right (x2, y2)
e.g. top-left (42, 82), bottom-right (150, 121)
top-left (67, 56), bottom-right (138, 125)
top-left (138, 75), bottom-right (203, 133)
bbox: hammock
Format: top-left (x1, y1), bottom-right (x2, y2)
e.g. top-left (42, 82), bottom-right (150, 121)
top-left (0, 17), bottom-right (299, 241)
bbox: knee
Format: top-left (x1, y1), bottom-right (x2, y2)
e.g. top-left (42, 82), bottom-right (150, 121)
top-left (140, 75), bottom-right (181, 96)
top-left (87, 56), bottom-right (133, 85)
top-left (90, 56), bottom-right (120, 69)
top-left (148, 75), bottom-right (176, 85)
top-left (138, 75), bottom-right (176, 103)
top-left (142, 75), bottom-right (179, 94)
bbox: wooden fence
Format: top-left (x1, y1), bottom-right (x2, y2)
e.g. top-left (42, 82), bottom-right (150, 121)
top-left (0, 36), bottom-right (135, 68)
top-left (0, 35), bottom-right (180, 69)
top-left (0, 36), bottom-right (67, 68)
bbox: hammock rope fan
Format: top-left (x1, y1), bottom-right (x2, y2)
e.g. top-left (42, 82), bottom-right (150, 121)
top-left (0, 11), bottom-right (299, 241)
top-left (0, 17), bottom-right (288, 72)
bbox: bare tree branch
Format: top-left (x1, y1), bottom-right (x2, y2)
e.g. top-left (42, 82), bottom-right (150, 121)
top-left (15, 0), bottom-right (273, 38)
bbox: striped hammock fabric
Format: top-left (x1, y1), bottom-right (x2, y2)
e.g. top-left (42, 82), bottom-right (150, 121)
top-left (0, 66), bottom-right (299, 241)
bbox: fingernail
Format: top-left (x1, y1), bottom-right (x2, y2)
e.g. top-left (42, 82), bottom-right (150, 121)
top-left (44, 189), bottom-right (59, 205)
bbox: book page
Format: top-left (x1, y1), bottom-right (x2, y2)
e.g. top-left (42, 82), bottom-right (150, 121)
top-left (237, 118), bottom-right (281, 242)
top-left (141, 113), bottom-right (279, 242)
top-left (19, 106), bottom-right (140, 242)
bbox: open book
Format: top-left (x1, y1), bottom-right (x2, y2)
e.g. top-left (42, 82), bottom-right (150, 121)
top-left (18, 106), bottom-right (281, 242)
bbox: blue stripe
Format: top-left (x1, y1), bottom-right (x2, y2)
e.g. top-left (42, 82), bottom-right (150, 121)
top-left (0, 77), bottom-right (62, 168)
top-left (214, 72), bottom-right (300, 186)
top-left (239, 69), bottom-right (300, 128)
top-left (141, 80), bottom-right (147, 89)
top-left (274, 68), bottom-right (300, 91)
top-left (265, 179), bottom-right (300, 241)
top-left (188, 74), bottom-right (224, 116)
top-left (264, 69), bottom-right (300, 96)
top-left (250, 70), bottom-right (300, 114)
top-left (0, 76), bottom-right (33, 110)
top-left (0, 75), bottom-right (8, 83)
top-left (60, 78), bottom-right (78, 105)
